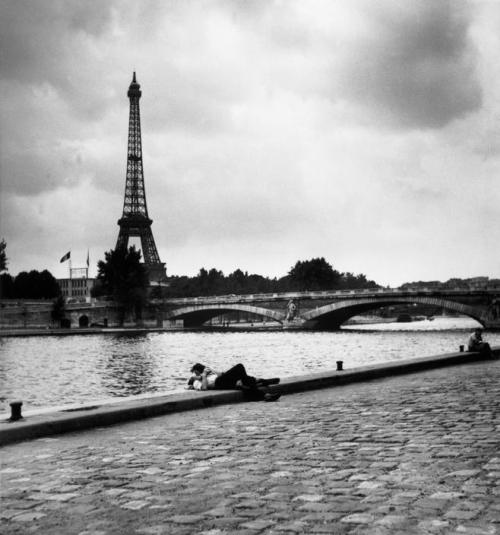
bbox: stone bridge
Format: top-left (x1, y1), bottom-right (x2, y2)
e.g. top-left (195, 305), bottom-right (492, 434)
top-left (2, 288), bottom-right (499, 330)
top-left (158, 288), bottom-right (500, 329)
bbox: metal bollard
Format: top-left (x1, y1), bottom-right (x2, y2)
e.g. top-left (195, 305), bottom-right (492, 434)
top-left (9, 401), bottom-right (23, 421)
top-left (459, 345), bottom-right (464, 352)
top-left (336, 360), bottom-right (343, 371)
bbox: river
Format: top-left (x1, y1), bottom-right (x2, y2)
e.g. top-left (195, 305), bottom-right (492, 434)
top-left (1, 316), bottom-right (499, 412)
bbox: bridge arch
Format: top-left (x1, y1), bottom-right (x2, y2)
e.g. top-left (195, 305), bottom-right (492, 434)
top-left (301, 296), bottom-right (485, 328)
top-left (164, 304), bottom-right (286, 327)
top-left (78, 314), bottom-right (89, 328)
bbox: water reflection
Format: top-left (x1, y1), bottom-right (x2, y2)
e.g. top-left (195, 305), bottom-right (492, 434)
top-left (100, 335), bottom-right (156, 397)
top-left (101, 353), bottom-right (156, 397)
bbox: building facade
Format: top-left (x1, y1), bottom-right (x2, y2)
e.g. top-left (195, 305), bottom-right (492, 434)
top-left (58, 277), bottom-right (95, 302)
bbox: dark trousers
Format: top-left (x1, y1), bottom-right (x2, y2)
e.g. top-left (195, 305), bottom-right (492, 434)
top-left (214, 363), bottom-right (257, 389)
top-left (471, 342), bottom-right (493, 358)
top-left (479, 342), bottom-right (492, 358)
top-left (214, 364), bottom-right (264, 400)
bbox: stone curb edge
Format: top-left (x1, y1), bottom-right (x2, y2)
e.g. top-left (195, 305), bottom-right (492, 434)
top-left (1, 348), bottom-right (498, 447)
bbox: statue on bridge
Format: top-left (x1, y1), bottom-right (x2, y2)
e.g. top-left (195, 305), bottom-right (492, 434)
top-left (286, 299), bottom-right (297, 321)
top-left (489, 298), bottom-right (499, 320)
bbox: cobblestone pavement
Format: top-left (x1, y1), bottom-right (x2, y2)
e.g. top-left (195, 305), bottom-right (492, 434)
top-left (1, 360), bottom-right (500, 535)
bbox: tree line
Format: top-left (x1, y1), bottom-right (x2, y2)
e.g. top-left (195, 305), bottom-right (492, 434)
top-left (0, 270), bottom-right (60, 299)
top-left (158, 257), bottom-right (379, 298)
top-left (0, 240), bottom-right (61, 299)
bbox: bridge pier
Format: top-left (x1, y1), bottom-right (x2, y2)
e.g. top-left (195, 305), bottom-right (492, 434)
top-left (282, 319), bottom-right (307, 330)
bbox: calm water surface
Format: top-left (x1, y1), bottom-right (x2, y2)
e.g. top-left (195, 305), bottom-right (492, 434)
top-left (1, 317), bottom-right (498, 411)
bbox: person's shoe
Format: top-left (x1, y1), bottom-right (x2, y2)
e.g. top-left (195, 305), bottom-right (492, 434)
top-left (256, 378), bottom-right (280, 387)
top-left (263, 392), bottom-right (281, 402)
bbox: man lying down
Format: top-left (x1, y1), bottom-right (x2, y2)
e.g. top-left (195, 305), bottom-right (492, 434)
top-left (186, 362), bottom-right (281, 402)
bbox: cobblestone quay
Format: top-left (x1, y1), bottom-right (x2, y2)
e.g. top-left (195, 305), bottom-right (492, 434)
top-left (1, 359), bottom-right (500, 534)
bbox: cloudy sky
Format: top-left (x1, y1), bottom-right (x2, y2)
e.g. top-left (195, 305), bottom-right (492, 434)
top-left (1, 0), bottom-right (499, 287)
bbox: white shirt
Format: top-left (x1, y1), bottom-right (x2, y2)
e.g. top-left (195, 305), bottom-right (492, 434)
top-left (468, 332), bottom-right (482, 351)
top-left (193, 372), bottom-right (217, 390)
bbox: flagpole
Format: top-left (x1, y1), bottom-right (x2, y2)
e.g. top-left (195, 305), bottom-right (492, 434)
top-left (69, 253), bottom-right (72, 300)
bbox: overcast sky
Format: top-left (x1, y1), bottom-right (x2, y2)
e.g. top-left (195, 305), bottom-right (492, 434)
top-left (1, 0), bottom-right (499, 287)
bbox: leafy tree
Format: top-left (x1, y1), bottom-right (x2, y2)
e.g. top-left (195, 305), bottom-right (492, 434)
top-left (96, 246), bottom-right (149, 325)
top-left (14, 271), bottom-right (32, 298)
top-left (0, 273), bottom-right (15, 298)
top-left (13, 270), bottom-right (60, 299)
top-left (287, 257), bottom-right (342, 291)
top-left (38, 270), bottom-right (61, 298)
top-left (0, 239), bottom-right (7, 272)
top-left (51, 295), bottom-right (66, 325)
top-left (338, 271), bottom-right (378, 290)
top-left (228, 269), bottom-right (247, 292)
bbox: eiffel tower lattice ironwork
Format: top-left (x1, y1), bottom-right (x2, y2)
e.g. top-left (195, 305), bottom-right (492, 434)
top-left (116, 72), bottom-right (167, 283)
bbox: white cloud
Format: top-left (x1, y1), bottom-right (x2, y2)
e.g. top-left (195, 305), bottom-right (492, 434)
top-left (1, 0), bottom-right (499, 287)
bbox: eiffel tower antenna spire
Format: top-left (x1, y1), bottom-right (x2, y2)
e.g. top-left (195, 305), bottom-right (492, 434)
top-left (116, 72), bottom-right (167, 283)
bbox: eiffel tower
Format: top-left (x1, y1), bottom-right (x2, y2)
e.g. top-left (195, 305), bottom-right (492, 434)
top-left (116, 72), bottom-right (167, 283)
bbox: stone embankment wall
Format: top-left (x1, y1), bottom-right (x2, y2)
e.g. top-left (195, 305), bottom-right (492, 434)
top-left (0, 301), bottom-right (53, 329)
top-left (0, 300), bottom-right (185, 330)
top-left (0, 301), bottom-right (125, 329)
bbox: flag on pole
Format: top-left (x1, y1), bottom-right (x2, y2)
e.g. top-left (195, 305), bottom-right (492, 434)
top-left (86, 250), bottom-right (90, 267)
top-left (60, 251), bottom-right (71, 263)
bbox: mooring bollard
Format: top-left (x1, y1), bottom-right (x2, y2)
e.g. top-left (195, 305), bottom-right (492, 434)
top-left (459, 345), bottom-right (464, 352)
top-left (9, 401), bottom-right (23, 421)
top-left (336, 360), bottom-right (343, 371)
